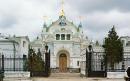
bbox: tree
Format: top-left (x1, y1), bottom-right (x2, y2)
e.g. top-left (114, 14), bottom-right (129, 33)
top-left (27, 48), bottom-right (44, 71)
top-left (103, 26), bottom-right (123, 70)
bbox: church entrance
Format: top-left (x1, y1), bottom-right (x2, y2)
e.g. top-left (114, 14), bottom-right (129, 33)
top-left (59, 54), bottom-right (67, 72)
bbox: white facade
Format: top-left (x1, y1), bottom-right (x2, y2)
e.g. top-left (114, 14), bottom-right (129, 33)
top-left (0, 34), bottom-right (29, 71)
top-left (31, 15), bottom-right (89, 72)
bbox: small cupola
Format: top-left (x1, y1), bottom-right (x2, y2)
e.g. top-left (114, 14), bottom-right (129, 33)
top-left (78, 22), bottom-right (82, 28)
top-left (43, 22), bottom-right (47, 28)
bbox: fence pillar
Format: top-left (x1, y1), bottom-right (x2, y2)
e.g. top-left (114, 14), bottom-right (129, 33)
top-left (86, 49), bottom-right (88, 77)
top-left (30, 55), bottom-right (33, 77)
top-left (2, 55), bottom-right (4, 71)
top-left (122, 57), bottom-right (125, 70)
top-left (105, 54), bottom-right (107, 77)
top-left (13, 56), bottom-right (15, 71)
top-left (88, 52), bottom-right (92, 72)
top-left (23, 55), bottom-right (27, 71)
top-left (45, 49), bottom-right (50, 77)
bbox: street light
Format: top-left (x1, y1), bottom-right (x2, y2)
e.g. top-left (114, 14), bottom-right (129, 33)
top-left (88, 45), bottom-right (92, 52)
top-left (45, 44), bottom-right (48, 52)
top-left (87, 45), bottom-right (93, 76)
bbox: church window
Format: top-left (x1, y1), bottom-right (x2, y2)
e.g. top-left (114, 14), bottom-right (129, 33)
top-left (121, 40), bottom-right (125, 45)
top-left (67, 34), bottom-right (70, 40)
top-left (77, 61), bottom-right (79, 66)
top-left (56, 34), bottom-right (60, 40)
top-left (126, 41), bottom-right (130, 46)
top-left (23, 41), bottom-right (26, 47)
top-left (61, 34), bottom-right (65, 40)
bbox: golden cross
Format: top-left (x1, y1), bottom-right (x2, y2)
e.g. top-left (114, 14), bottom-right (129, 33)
top-left (60, 0), bottom-right (65, 16)
top-left (78, 16), bottom-right (84, 22)
top-left (61, 0), bottom-right (64, 10)
top-left (43, 16), bottom-right (48, 22)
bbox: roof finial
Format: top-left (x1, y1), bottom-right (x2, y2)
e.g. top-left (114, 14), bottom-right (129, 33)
top-left (60, 0), bottom-right (65, 16)
top-left (43, 16), bottom-right (48, 28)
top-left (78, 22), bottom-right (82, 28)
top-left (79, 16), bottom-right (83, 23)
top-left (78, 16), bottom-right (83, 28)
top-left (43, 16), bottom-right (48, 22)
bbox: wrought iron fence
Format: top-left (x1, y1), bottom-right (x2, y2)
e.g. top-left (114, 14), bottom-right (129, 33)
top-left (0, 70), bottom-right (4, 81)
top-left (86, 50), bottom-right (130, 77)
top-left (87, 51), bottom-right (107, 77)
top-left (0, 55), bottom-right (28, 71)
top-left (88, 51), bottom-right (130, 72)
top-left (0, 55), bottom-right (4, 81)
top-left (107, 52), bottom-right (130, 72)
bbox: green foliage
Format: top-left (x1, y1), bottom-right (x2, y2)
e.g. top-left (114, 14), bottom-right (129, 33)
top-left (27, 48), bottom-right (45, 71)
top-left (103, 26), bottom-right (123, 69)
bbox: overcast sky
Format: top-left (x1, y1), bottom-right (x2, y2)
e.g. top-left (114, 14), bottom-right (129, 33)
top-left (0, 0), bottom-right (130, 42)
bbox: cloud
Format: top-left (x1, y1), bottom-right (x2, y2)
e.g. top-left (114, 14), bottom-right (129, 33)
top-left (0, 15), bottom-right (17, 28)
top-left (67, 0), bottom-right (130, 13)
top-left (0, 0), bottom-right (129, 42)
top-left (83, 10), bottom-right (130, 40)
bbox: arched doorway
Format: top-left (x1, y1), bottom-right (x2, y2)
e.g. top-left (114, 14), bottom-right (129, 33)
top-left (59, 54), bottom-right (67, 72)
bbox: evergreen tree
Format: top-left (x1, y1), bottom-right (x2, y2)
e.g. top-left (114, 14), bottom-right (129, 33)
top-left (27, 48), bottom-right (44, 71)
top-left (103, 26), bottom-right (123, 69)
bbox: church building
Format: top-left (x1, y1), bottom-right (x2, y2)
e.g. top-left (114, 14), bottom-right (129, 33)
top-left (30, 10), bottom-right (89, 72)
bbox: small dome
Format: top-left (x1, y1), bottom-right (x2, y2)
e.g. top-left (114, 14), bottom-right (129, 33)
top-left (43, 22), bottom-right (47, 28)
top-left (78, 22), bottom-right (82, 28)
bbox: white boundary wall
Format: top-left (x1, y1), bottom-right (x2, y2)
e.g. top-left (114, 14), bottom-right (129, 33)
top-left (107, 72), bottom-right (127, 78)
top-left (4, 71), bottom-right (30, 78)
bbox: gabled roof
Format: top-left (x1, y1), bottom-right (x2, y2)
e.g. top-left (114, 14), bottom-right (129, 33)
top-left (0, 37), bottom-right (19, 44)
top-left (47, 15), bottom-right (78, 32)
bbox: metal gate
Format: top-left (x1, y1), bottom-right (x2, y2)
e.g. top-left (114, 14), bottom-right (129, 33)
top-left (30, 45), bottom-right (50, 77)
top-left (0, 55), bottom-right (4, 81)
top-left (87, 51), bottom-right (107, 77)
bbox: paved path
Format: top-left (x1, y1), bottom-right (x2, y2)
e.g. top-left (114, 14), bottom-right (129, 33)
top-left (3, 73), bottom-right (125, 81)
top-left (32, 73), bottom-right (125, 81)
top-left (32, 77), bottom-right (125, 81)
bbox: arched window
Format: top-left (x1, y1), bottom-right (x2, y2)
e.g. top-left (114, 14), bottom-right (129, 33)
top-left (61, 34), bottom-right (65, 40)
top-left (126, 41), bottom-right (130, 46)
top-left (56, 34), bottom-right (60, 40)
top-left (23, 41), bottom-right (26, 47)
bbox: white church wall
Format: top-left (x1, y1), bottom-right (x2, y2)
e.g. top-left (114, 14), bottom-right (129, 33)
top-left (16, 37), bottom-right (29, 57)
top-left (70, 57), bottom-right (80, 68)
top-left (0, 42), bottom-right (19, 58)
top-left (0, 36), bottom-right (29, 72)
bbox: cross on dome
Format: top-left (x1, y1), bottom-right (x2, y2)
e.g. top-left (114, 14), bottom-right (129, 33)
top-left (60, 0), bottom-right (65, 16)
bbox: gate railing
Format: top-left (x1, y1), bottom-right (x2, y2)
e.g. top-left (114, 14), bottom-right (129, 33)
top-left (107, 53), bottom-right (130, 72)
top-left (0, 55), bottom-right (4, 81)
top-left (87, 51), bottom-right (130, 73)
top-left (0, 70), bottom-right (4, 81)
top-left (86, 50), bottom-right (107, 77)
top-left (0, 55), bottom-right (28, 72)
top-left (30, 46), bottom-right (51, 77)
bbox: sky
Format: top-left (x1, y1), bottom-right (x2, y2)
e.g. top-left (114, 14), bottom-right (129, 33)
top-left (0, 0), bottom-right (130, 42)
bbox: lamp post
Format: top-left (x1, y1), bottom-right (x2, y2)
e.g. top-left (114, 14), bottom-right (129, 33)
top-left (88, 45), bottom-right (93, 74)
top-left (44, 44), bottom-right (50, 77)
top-left (86, 48), bottom-right (88, 77)
top-left (45, 44), bottom-right (48, 53)
top-left (45, 44), bottom-right (48, 73)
